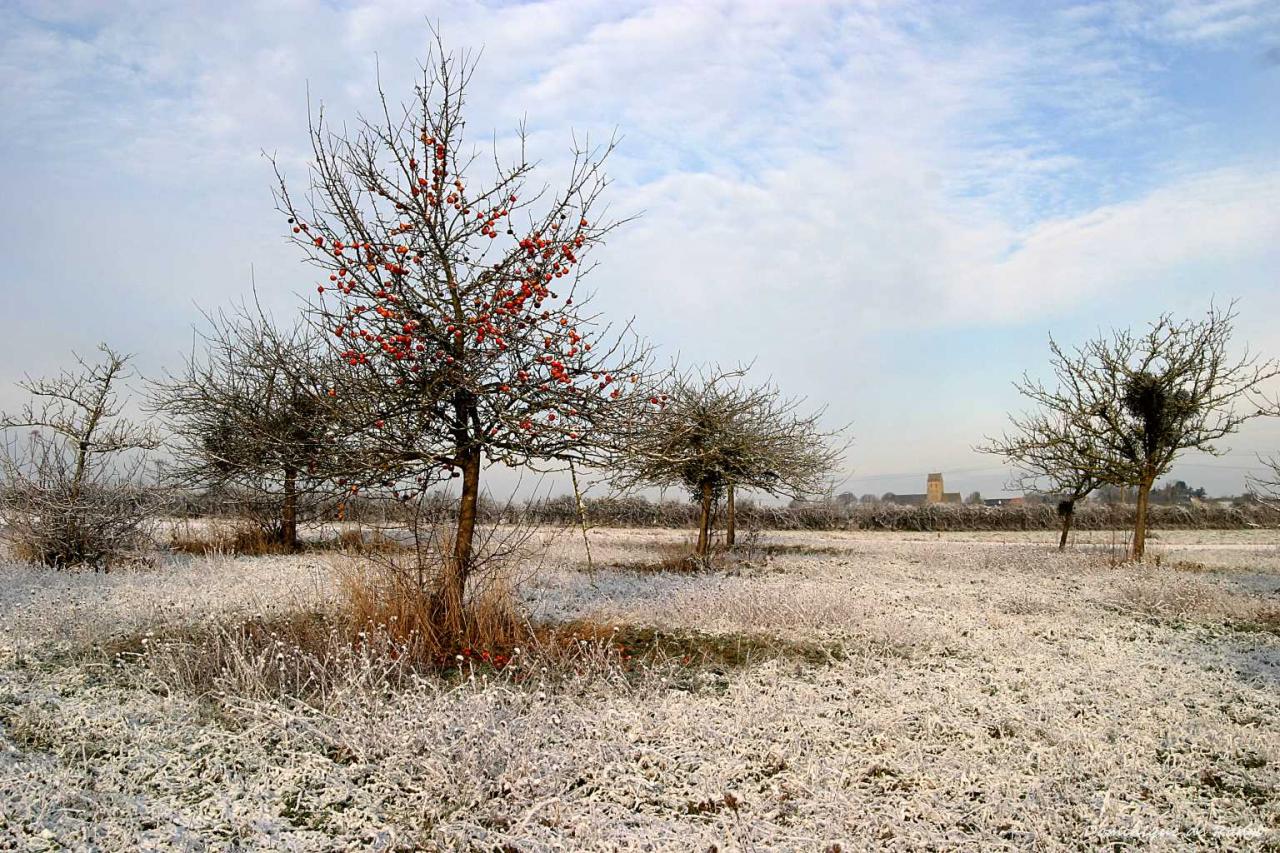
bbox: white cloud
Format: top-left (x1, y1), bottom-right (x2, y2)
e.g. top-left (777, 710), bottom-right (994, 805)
top-left (1154, 0), bottom-right (1280, 42)
top-left (954, 164), bottom-right (1280, 323)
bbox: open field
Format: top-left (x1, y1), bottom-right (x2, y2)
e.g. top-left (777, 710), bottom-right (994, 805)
top-left (2, 528), bottom-right (1278, 850)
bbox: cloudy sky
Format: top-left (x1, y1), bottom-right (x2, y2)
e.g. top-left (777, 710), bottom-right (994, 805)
top-left (1, 0), bottom-right (1278, 500)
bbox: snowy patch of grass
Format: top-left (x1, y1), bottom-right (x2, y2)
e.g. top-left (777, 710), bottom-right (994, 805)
top-left (2, 530), bottom-right (1279, 848)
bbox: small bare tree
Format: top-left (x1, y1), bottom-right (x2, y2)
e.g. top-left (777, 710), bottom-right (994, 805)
top-left (612, 368), bottom-right (845, 560)
top-left (1009, 305), bottom-right (1278, 560)
top-left (1249, 455), bottom-right (1280, 508)
top-left (0, 345), bottom-right (162, 567)
top-left (272, 36), bottom-right (656, 633)
top-left (152, 304), bottom-right (343, 551)
top-left (980, 409), bottom-right (1105, 550)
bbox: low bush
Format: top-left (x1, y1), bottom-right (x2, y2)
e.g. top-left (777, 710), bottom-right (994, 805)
top-left (163, 489), bottom-right (1279, 534)
top-left (0, 346), bottom-right (163, 569)
top-left (523, 495), bottom-right (1280, 532)
top-left (2, 482), bottom-right (159, 569)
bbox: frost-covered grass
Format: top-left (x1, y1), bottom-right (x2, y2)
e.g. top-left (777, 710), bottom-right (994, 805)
top-left (2, 529), bottom-right (1278, 850)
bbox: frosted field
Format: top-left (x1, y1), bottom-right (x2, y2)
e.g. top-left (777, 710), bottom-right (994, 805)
top-left (1, 528), bottom-right (1278, 851)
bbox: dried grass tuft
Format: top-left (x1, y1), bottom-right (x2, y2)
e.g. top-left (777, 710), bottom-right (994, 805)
top-left (167, 521), bottom-right (291, 557)
top-left (333, 553), bottom-right (526, 668)
top-left (1117, 575), bottom-right (1229, 620)
top-left (330, 527), bottom-right (407, 554)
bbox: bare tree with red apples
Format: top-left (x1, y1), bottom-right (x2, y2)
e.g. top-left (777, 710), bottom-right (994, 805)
top-left (272, 38), bottom-right (656, 633)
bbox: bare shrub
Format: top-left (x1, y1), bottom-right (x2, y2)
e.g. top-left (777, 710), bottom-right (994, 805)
top-left (1251, 453), bottom-right (1280, 510)
top-left (0, 345), bottom-right (163, 569)
top-left (3, 479), bottom-right (159, 568)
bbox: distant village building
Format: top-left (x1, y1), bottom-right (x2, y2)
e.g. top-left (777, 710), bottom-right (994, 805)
top-left (885, 473), bottom-right (961, 506)
top-left (983, 497), bottom-right (1025, 507)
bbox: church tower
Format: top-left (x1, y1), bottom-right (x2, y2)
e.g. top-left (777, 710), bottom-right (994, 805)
top-left (926, 472), bottom-right (944, 504)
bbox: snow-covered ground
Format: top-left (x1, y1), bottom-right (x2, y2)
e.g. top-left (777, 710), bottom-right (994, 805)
top-left (1, 528), bottom-right (1277, 850)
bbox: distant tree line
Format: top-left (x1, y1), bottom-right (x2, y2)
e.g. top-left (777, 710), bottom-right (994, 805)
top-left (157, 488), bottom-right (1277, 533)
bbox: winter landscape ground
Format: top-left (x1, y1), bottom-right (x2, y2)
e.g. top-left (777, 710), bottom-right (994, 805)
top-left (2, 527), bottom-right (1278, 851)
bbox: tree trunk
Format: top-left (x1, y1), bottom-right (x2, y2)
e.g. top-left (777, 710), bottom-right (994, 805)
top-left (570, 461), bottom-right (593, 572)
top-left (695, 481), bottom-right (714, 558)
top-left (1132, 475), bottom-right (1154, 561)
top-left (70, 440), bottom-right (90, 504)
top-left (439, 443), bottom-right (483, 633)
top-left (725, 482), bottom-right (736, 549)
top-left (281, 466), bottom-right (298, 552)
top-left (1057, 500), bottom-right (1074, 551)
